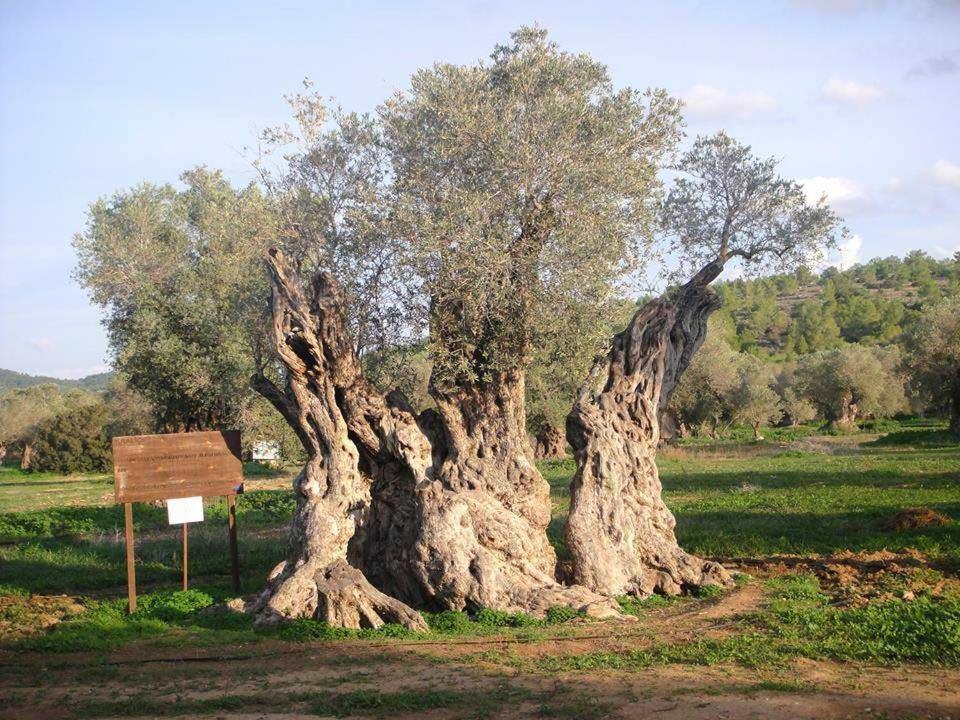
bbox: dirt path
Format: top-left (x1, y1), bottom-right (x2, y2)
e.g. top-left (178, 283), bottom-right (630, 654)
top-left (2, 582), bottom-right (957, 719)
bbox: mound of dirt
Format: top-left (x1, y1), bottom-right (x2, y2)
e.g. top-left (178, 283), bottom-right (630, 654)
top-left (880, 507), bottom-right (951, 532)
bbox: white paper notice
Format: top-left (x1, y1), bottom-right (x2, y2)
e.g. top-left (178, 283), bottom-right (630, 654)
top-left (167, 496), bottom-right (204, 525)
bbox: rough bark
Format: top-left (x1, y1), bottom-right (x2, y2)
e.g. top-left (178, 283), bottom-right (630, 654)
top-left (251, 249), bottom-right (619, 627)
top-left (249, 251), bottom-right (428, 630)
top-left (20, 441), bottom-right (32, 471)
top-left (565, 261), bottom-right (733, 597)
top-left (534, 423), bottom-right (567, 459)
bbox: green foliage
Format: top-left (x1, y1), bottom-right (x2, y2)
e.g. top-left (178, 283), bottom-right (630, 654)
top-left (795, 344), bottom-right (907, 425)
top-left (134, 589), bottom-right (215, 620)
top-left (29, 402), bottom-right (112, 473)
top-left (713, 252), bottom-right (959, 359)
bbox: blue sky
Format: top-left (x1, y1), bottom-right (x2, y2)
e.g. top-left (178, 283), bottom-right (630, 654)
top-left (1, 0), bottom-right (958, 378)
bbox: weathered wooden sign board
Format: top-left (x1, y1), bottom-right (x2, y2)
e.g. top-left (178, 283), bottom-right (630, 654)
top-left (112, 430), bottom-right (244, 613)
top-left (113, 430), bottom-right (243, 502)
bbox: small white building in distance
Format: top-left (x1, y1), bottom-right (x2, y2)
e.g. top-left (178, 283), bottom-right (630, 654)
top-left (252, 440), bottom-right (281, 462)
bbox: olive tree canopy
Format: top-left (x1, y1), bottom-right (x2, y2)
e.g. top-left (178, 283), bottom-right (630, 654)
top-left (904, 296), bottom-right (960, 433)
top-left (661, 131), bottom-right (847, 279)
top-left (382, 26), bottom-right (682, 384)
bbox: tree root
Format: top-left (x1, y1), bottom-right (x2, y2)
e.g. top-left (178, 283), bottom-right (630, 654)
top-left (252, 558), bottom-right (429, 631)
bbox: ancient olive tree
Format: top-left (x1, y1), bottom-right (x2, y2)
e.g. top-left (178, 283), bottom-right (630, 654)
top-left (795, 344), bottom-right (907, 429)
top-left (0, 384), bottom-right (65, 468)
top-left (248, 27), bottom-right (682, 626)
top-left (904, 297), bottom-right (960, 433)
top-left (667, 321), bottom-right (741, 438)
top-left (565, 131), bottom-right (845, 597)
top-left (728, 356), bottom-right (782, 440)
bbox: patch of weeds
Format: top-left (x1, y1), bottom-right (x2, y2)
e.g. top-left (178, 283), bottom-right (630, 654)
top-left (732, 572), bottom-right (752, 587)
top-left (134, 589), bottom-right (214, 621)
top-left (15, 598), bottom-right (168, 652)
top-left (693, 584), bottom-right (726, 599)
top-left (310, 688), bottom-right (463, 717)
top-left (616, 593), bottom-right (682, 617)
top-left (277, 618), bottom-right (415, 642)
top-left (743, 679), bottom-right (815, 694)
top-left (545, 605), bottom-right (583, 624)
top-left (474, 607), bottom-right (540, 627)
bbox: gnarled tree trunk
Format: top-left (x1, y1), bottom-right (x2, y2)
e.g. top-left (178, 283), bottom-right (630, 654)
top-left (251, 250), bottom-right (619, 627)
top-left (20, 441), bottom-right (32, 471)
top-left (534, 423), bottom-right (566, 459)
top-left (565, 261), bottom-right (733, 597)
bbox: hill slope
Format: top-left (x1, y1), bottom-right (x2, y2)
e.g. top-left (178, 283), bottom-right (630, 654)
top-left (0, 368), bottom-right (114, 392)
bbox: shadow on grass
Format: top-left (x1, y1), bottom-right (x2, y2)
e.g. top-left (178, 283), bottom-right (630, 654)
top-left (545, 503), bottom-right (959, 569)
top-left (0, 489), bottom-right (295, 541)
top-left (867, 429), bottom-right (960, 449)
top-left (0, 526), bottom-right (286, 595)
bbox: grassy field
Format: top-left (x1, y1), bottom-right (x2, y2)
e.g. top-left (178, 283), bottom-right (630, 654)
top-left (1, 420), bottom-right (958, 718)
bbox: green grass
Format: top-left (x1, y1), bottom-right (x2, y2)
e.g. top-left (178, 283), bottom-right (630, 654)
top-left (528, 573), bottom-right (960, 671)
top-left (1, 418), bottom-right (958, 666)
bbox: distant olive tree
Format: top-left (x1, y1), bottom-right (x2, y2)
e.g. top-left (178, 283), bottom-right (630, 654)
top-left (669, 322), bottom-right (740, 437)
top-left (74, 169), bottom-right (275, 432)
top-left (0, 384), bottom-right (70, 468)
top-left (795, 344), bottom-right (907, 429)
top-left (779, 388), bottom-right (817, 427)
top-left (904, 296), bottom-right (960, 433)
top-left (30, 403), bottom-right (112, 474)
top-left (728, 355), bottom-right (782, 440)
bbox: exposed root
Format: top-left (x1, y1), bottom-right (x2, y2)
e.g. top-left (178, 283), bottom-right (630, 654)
top-left (252, 559), bottom-right (428, 631)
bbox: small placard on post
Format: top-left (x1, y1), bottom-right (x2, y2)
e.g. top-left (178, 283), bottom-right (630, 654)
top-left (167, 496), bottom-right (204, 525)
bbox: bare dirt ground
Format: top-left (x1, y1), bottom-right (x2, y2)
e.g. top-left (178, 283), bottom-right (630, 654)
top-left (2, 577), bottom-right (957, 720)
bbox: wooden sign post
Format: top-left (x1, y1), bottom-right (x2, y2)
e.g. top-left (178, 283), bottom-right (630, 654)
top-left (112, 430), bottom-right (244, 613)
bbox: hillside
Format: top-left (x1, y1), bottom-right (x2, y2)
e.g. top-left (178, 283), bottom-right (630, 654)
top-left (713, 251), bottom-right (959, 357)
top-left (0, 368), bottom-right (114, 393)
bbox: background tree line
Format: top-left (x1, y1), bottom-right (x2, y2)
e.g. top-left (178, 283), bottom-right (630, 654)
top-left (3, 251), bottom-right (958, 473)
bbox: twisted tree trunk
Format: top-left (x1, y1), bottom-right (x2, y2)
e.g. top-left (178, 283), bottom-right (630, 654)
top-left (251, 249), bottom-right (619, 627)
top-left (534, 423), bottom-right (567, 459)
top-left (20, 441), bottom-right (32, 471)
top-left (565, 261), bottom-right (733, 597)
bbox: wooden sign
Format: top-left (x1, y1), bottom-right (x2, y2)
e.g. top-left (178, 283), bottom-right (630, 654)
top-left (113, 430), bottom-right (243, 503)
top-left (112, 430), bottom-right (244, 612)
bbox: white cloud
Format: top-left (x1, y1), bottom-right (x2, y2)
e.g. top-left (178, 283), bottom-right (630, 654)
top-left (820, 77), bottom-right (885, 107)
top-left (799, 176), bottom-right (870, 212)
top-left (682, 84), bottom-right (778, 119)
top-left (836, 233), bottom-right (863, 270)
top-left (28, 337), bottom-right (52, 353)
top-left (932, 160), bottom-right (960, 188)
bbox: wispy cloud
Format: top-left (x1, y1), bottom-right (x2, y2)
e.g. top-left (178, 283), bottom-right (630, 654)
top-left (820, 77), bottom-right (885, 107)
top-left (682, 84), bottom-right (777, 119)
top-left (906, 53), bottom-right (959, 79)
top-left (28, 337), bottom-right (52, 353)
